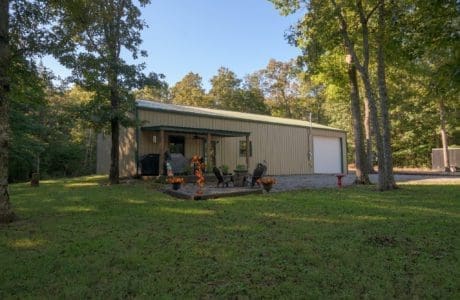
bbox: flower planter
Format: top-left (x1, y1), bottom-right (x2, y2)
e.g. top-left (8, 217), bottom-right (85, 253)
top-left (172, 183), bottom-right (181, 190)
top-left (262, 183), bottom-right (273, 192)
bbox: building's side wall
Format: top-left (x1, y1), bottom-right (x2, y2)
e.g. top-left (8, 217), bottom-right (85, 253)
top-left (96, 127), bottom-right (137, 177)
top-left (96, 133), bottom-right (111, 175)
top-left (431, 148), bottom-right (460, 170)
top-left (138, 109), bottom-right (347, 175)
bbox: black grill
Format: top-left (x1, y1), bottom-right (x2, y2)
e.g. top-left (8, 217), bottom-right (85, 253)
top-left (139, 154), bottom-right (160, 176)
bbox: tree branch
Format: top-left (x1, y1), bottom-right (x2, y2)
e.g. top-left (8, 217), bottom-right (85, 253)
top-left (329, 0), bottom-right (365, 74)
top-left (367, 2), bottom-right (380, 21)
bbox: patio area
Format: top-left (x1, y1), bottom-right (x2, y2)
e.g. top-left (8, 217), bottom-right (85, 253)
top-left (164, 183), bottom-right (263, 200)
top-left (162, 172), bottom-right (460, 200)
top-left (163, 174), bottom-right (353, 200)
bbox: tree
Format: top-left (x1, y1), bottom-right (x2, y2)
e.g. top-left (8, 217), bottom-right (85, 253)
top-left (135, 79), bottom-right (169, 103)
top-left (240, 73), bottom-right (270, 115)
top-left (209, 67), bottom-right (242, 110)
top-left (1, 0), bottom-right (52, 222)
top-left (170, 72), bottom-right (211, 107)
top-left (401, 0), bottom-right (459, 171)
top-left (0, 0), bottom-right (14, 223)
top-left (53, 0), bottom-right (156, 184)
top-left (346, 54), bottom-right (370, 184)
top-left (271, 0), bottom-right (396, 190)
top-left (259, 59), bottom-right (300, 118)
top-left (331, 0), bottom-right (396, 190)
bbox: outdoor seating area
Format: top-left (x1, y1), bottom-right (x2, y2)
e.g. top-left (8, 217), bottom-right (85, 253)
top-left (163, 161), bottom-right (271, 200)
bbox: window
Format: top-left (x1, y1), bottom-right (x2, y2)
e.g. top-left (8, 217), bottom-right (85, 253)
top-left (168, 135), bottom-right (185, 155)
top-left (239, 140), bottom-right (252, 157)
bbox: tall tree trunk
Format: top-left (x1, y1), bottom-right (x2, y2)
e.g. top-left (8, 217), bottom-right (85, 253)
top-left (363, 94), bottom-right (374, 173)
top-left (0, 0), bottom-right (15, 223)
top-left (109, 116), bottom-right (119, 184)
top-left (439, 98), bottom-right (450, 172)
top-left (108, 47), bottom-right (120, 184)
top-left (331, 0), bottom-right (390, 190)
top-left (109, 76), bottom-right (120, 184)
top-left (347, 54), bottom-right (370, 184)
top-left (376, 0), bottom-right (396, 189)
top-left (361, 72), bottom-right (386, 190)
top-left (108, 17), bottom-right (120, 185)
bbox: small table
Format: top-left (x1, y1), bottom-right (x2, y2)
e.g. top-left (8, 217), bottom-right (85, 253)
top-left (233, 170), bottom-right (248, 187)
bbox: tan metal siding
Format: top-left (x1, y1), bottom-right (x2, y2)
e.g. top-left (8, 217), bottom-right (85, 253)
top-left (119, 127), bottom-right (136, 177)
top-left (96, 133), bottom-right (111, 175)
top-left (138, 109), bottom-right (349, 175)
top-left (96, 127), bottom-right (136, 177)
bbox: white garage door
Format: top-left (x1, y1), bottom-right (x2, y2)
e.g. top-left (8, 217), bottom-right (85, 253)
top-left (313, 136), bottom-right (342, 174)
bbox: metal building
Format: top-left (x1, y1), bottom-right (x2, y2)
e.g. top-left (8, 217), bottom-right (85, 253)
top-left (97, 100), bottom-right (347, 177)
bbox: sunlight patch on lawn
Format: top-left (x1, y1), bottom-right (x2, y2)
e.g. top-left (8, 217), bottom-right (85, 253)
top-left (400, 205), bottom-right (460, 217)
top-left (159, 207), bottom-right (215, 216)
top-left (348, 200), bottom-right (459, 217)
top-left (8, 238), bottom-right (46, 250)
top-left (124, 199), bottom-right (147, 204)
top-left (56, 206), bottom-right (97, 213)
top-left (399, 178), bottom-right (460, 185)
top-left (262, 212), bottom-right (343, 224)
top-left (64, 182), bottom-right (99, 188)
top-left (40, 179), bottom-right (60, 184)
top-left (351, 215), bottom-right (389, 221)
top-left (214, 199), bottom-right (237, 205)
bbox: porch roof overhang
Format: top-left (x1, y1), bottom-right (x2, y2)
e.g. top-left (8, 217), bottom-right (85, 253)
top-left (141, 125), bottom-right (250, 137)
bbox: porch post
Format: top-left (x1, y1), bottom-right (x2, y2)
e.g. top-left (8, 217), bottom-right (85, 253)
top-left (159, 129), bottom-right (165, 175)
top-left (245, 134), bottom-right (250, 171)
top-left (206, 132), bottom-right (212, 170)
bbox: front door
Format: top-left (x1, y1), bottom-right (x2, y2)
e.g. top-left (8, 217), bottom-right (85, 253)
top-left (204, 140), bottom-right (217, 168)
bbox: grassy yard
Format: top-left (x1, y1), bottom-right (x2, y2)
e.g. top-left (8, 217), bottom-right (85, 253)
top-left (1, 176), bottom-right (459, 298)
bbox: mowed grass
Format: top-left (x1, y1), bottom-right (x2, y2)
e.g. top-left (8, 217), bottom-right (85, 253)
top-left (1, 176), bottom-right (459, 298)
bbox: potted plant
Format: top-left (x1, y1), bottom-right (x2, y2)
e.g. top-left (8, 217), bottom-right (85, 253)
top-left (167, 177), bottom-right (185, 190)
top-left (258, 177), bottom-right (276, 192)
top-left (220, 164), bottom-right (230, 175)
top-left (234, 164), bottom-right (247, 173)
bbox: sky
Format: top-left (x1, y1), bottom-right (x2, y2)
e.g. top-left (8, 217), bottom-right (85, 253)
top-left (44, 0), bottom-right (303, 90)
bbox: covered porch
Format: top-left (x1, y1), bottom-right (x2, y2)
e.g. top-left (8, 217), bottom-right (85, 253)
top-left (137, 125), bottom-right (250, 176)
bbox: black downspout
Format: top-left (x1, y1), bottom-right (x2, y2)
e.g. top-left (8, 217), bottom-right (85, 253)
top-left (340, 137), bottom-right (344, 174)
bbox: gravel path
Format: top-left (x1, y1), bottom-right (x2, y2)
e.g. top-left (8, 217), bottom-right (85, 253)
top-left (270, 173), bottom-right (460, 192)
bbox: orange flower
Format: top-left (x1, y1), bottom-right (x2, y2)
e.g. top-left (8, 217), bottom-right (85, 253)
top-left (257, 177), bottom-right (276, 185)
top-left (167, 177), bottom-right (185, 184)
top-left (191, 154), bottom-right (205, 195)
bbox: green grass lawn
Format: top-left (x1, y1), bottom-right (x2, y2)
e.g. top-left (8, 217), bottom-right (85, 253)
top-left (1, 176), bottom-right (459, 298)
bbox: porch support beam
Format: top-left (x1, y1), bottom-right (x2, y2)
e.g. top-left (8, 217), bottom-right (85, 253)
top-left (206, 132), bottom-right (212, 170)
top-left (159, 129), bottom-right (165, 175)
top-left (245, 134), bottom-right (250, 171)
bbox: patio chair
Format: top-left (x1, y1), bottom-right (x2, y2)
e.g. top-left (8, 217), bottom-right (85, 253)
top-left (213, 167), bottom-right (233, 187)
top-left (250, 162), bottom-right (267, 187)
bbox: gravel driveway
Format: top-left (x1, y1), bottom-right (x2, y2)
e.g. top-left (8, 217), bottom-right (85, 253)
top-left (270, 173), bottom-right (460, 192)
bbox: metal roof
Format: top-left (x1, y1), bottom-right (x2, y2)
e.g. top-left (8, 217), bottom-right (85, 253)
top-left (136, 100), bottom-right (343, 131)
